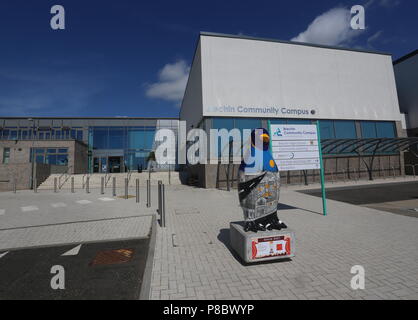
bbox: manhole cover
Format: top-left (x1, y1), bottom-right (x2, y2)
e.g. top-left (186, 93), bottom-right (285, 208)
top-left (175, 208), bottom-right (200, 215)
top-left (116, 195), bottom-right (135, 199)
top-left (90, 248), bottom-right (134, 266)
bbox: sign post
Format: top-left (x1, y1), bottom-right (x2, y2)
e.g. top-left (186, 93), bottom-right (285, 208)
top-left (316, 121), bottom-right (327, 216)
top-left (268, 121), bottom-right (327, 216)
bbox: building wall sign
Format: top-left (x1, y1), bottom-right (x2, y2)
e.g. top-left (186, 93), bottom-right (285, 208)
top-left (207, 106), bottom-right (317, 117)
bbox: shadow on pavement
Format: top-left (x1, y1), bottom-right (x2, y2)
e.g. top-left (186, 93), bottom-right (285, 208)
top-left (278, 202), bottom-right (323, 216)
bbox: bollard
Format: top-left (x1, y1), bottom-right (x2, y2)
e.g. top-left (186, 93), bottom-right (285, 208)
top-left (161, 183), bottom-right (166, 227)
top-left (34, 177), bottom-right (37, 193)
top-left (13, 177), bottom-right (16, 193)
top-left (71, 176), bottom-right (74, 193)
top-left (112, 177), bottom-right (116, 197)
top-left (125, 178), bottom-right (128, 200)
top-left (86, 176), bottom-right (90, 193)
top-left (101, 177), bottom-right (105, 195)
top-left (158, 181), bottom-right (162, 221)
top-left (54, 177), bottom-right (58, 193)
top-left (136, 179), bottom-right (140, 203)
top-left (147, 180), bottom-right (151, 208)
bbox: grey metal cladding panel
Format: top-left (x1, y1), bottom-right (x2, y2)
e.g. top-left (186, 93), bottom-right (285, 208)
top-left (67, 119), bottom-right (88, 127)
top-left (17, 119), bottom-right (32, 127)
top-left (38, 119), bottom-right (54, 127)
top-left (82, 119), bottom-right (156, 127)
top-left (62, 119), bottom-right (74, 127)
top-left (125, 119), bottom-right (157, 126)
top-left (52, 119), bottom-right (63, 127)
top-left (4, 119), bottom-right (20, 127)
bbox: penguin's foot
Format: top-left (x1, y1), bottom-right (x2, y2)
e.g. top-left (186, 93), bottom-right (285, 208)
top-left (269, 214), bottom-right (287, 230)
top-left (279, 220), bottom-right (288, 229)
top-left (244, 221), bottom-right (267, 233)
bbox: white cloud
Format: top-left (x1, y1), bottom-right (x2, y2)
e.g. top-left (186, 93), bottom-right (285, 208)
top-left (367, 30), bottom-right (383, 45)
top-left (379, 0), bottom-right (401, 7)
top-left (291, 7), bottom-right (364, 46)
top-left (145, 60), bottom-right (190, 105)
top-left (365, 0), bottom-right (401, 8)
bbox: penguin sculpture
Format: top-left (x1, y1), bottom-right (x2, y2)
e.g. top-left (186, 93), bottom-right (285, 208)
top-left (238, 128), bottom-right (287, 233)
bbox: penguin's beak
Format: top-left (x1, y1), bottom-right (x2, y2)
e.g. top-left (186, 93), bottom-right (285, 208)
top-left (261, 133), bottom-right (270, 144)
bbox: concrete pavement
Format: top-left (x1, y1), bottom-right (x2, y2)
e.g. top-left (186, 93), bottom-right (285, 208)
top-left (149, 184), bottom-right (418, 300)
top-left (0, 187), bottom-right (156, 251)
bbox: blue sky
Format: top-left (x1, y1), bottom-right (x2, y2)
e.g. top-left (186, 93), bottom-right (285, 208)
top-left (0, 0), bottom-right (416, 118)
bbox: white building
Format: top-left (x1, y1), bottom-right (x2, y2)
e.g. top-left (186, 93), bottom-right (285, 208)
top-left (394, 50), bottom-right (418, 137)
top-left (180, 32), bottom-right (407, 188)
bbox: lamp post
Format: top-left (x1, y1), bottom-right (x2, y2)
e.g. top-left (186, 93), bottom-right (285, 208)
top-left (28, 118), bottom-right (35, 189)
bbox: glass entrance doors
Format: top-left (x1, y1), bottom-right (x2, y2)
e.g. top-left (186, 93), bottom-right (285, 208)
top-left (108, 156), bottom-right (123, 173)
top-left (93, 156), bottom-right (123, 173)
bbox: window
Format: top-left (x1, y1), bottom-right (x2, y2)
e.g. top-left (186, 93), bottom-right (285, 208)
top-left (319, 121), bottom-right (335, 139)
top-left (2, 130), bottom-right (9, 139)
top-left (46, 154), bottom-right (57, 165)
top-left (335, 121), bottom-right (357, 139)
top-left (270, 119), bottom-right (287, 125)
top-left (3, 148), bottom-right (10, 164)
top-left (212, 118), bottom-right (234, 131)
top-left (361, 122), bottom-right (377, 138)
top-left (76, 130), bottom-right (83, 141)
top-left (108, 127), bottom-right (125, 149)
top-left (30, 147), bottom-right (68, 166)
top-left (92, 128), bottom-right (108, 149)
top-left (212, 118), bottom-right (261, 157)
top-left (287, 119), bottom-right (311, 124)
top-left (376, 122), bottom-right (396, 138)
top-left (57, 155), bottom-right (68, 165)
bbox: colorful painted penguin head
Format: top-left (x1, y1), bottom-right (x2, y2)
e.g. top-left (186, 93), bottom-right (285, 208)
top-left (251, 128), bottom-right (270, 151)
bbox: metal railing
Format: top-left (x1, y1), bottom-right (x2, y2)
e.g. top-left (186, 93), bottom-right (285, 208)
top-left (82, 173), bottom-right (91, 189)
top-left (105, 171), bottom-right (112, 187)
top-left (127, 170), bottom-right (133, 184)
top-left (58, 166), bottom-right (73, 189)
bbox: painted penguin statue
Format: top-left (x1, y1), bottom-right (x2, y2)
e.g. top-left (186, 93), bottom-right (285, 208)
top-left (238, 128), bottom-right (287, 233)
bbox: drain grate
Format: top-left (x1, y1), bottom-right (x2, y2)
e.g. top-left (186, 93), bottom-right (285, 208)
top-left (90, 248), bottom-right (135, 266)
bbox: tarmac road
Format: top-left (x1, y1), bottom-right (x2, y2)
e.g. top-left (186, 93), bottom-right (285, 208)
top-left (0, 238), bottom-right (149, 300)
top-left (300, 181), bottom-right (418, 217)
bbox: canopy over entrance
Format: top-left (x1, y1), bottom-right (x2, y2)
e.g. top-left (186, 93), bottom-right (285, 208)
top-left (320, 138), bottom-right (418, 180)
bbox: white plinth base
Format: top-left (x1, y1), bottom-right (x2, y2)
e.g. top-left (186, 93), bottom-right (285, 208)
top-left (230, 222), bottom-right (295, 264)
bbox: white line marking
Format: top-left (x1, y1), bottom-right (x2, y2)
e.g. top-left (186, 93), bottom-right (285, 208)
top-left (51, 202), bottom-right (67, 208)
top-left (21, 206), bottom-right (39, 212)
top-left (0, 209), bottom-right (5, 216)
top-left (76, 200), bottom-right (92, 205)
top-left (0, 251), bottom-right (9, 259)
top-left (62, 244), bottom-right (82, 256)
top-left (98, 197), bottom-right (115, 202)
